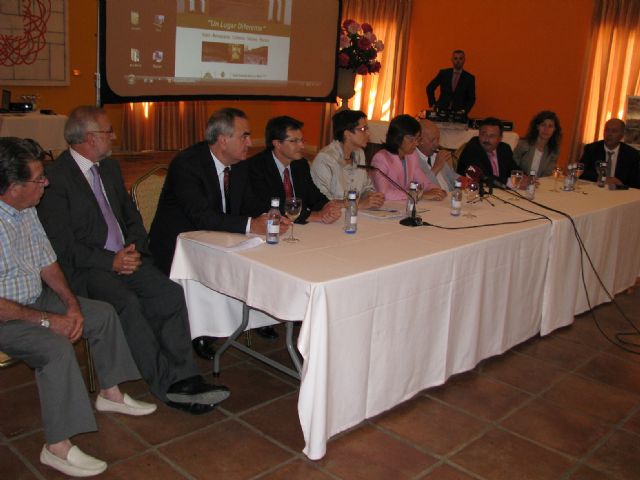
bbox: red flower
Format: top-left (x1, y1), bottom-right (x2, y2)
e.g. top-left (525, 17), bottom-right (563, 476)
top-left (342, 19), bottom-right (356, 30)
top-left (338, 53), bottom-right (350, 67)
top-left (337, 19), bottom-right (383, 75)
top-left (369, 61), bottom-right (381, 73)
top-left (361, 23), bottom-right (373, 33)
top-left (356, 64), bottom-right (369, 75)
top-left (357, 37), bottom-right (372, 50)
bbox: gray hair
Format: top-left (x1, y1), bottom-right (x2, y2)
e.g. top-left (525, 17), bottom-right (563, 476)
top-left (0, 137), bottom-right (45, 194)
top-left (204, 108), bottom-right (247, 144)
top-left (64, 105), bottom-right (104, 145)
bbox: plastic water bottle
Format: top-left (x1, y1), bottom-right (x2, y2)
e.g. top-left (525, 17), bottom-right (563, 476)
top-left (406, 182), bottom-right (418, 217)
top-left (597, 162), bottom-right (607, 187)
top-left (266, 197), bottom-right (281, 244)
top-left (344, 190), bottom-right (358, 234)
top-left (451, 180), bottom-right (462, 216)
top-left (526, 170), bottom-right (537, 199)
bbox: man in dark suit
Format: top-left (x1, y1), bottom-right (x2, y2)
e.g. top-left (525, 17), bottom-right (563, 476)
top-left (248, 115), bottom-right (341, 225)
top-left (426, 50), bottom-right (476, 114)
top-left (579, 118), bottom-right (640, 188)
top-left (456, 117), bottom-right (518, 186)
top-left (37, 106), bottom-right (230, 415)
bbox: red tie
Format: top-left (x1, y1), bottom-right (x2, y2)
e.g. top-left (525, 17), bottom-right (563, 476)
top-left (283, 168), bottom-right (293, 199)
top-left (223, 167), bottom-right (230, 211)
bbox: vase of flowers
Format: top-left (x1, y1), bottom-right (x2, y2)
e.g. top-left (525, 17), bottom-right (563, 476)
top-left (336, 19), bottom-right (384, 105)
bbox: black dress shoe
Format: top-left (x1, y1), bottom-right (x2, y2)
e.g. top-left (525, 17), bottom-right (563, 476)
top-left (167, 376), bottom-right (230, 405)
top-left (192, 336), bottom-right (217, 360)
top-left (166, 401), bottom-right (216, 415)
top-left (256, 326), bottom-right (279, 340)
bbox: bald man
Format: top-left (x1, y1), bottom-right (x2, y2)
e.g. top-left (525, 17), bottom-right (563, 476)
top-left (415, 120), bottom-right (458, 192)
top-left (580, 118), bottom-right (640, 188)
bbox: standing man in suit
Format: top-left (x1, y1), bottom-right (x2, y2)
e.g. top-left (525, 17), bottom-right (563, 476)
top-left (580, 118), bottom-right (640, 188)
top-left (426, 50), bottom-right (476, 114)
top-left (416, 119), bottom-right (458, 192)
top-left (149, 107), bottom-right (288, 347)
top-left (249, 115), bottom-right (341, 225)
top-left (37, 106), bottom-right (230, 415)
top-left (1, 137), bottom-right (157, 477)
top-left (456, 117), bottom-right (518, 186)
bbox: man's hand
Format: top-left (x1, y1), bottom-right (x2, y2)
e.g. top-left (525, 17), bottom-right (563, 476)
top-left (250, 213), bottom-right (291, 235)
top-left (49, 311), bottom-right (84, 343)
top-left (360, 191), bottom-right (385, 209)
top-left (112, 244), bottom-right (141, 275)
top-left (432, 150), bottom-right (452, 175)
top-left (423, 187), bottom-right (447, 201)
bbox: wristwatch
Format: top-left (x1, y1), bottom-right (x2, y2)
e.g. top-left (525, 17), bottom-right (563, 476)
top-left (39, 312), bottom-right (50, 328)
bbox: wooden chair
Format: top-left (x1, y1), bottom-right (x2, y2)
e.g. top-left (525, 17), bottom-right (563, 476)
top-left (0, 340), bottom-right (96, 393)
top-left (130, 165), bottom-right (169, 232)
top-left (451, 142), bottom-right (467, 172)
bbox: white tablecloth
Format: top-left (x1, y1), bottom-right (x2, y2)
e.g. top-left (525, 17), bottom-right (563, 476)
top-left (368, 119), bottom-right (520, 150)
top-left (0, 112), bottom-right (68, 151)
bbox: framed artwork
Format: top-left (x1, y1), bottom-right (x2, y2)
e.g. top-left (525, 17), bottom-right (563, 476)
top-left (0, 0), bottom-right (70, 86)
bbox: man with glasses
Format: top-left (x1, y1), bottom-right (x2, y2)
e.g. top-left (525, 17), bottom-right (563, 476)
top-left (36, 106), bottom-right (230, 415)
top-left (311, 109), bottom-right (385, 208)
top-left (1, 137), bottom-right (156, 477)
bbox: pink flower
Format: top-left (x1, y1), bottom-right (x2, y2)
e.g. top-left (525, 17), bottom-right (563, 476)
top-left (361, 23), bottom-right (373, 33)
top-left (356, 64), bottom-right (369, 75)
top-left (358, 37), bottom-right (372, 50)
top-left (374, 40), bottom-right (384, 52)
top-left (364, 32), bottom-right (377, 42)
top-left (338, 53), bottom-right (350, 67)
top-left (369, 61), bottom-right (381, 73)
top-left (342, 19), bottom-right (356, 30)
top-left (347, 22), bottom-right (361, 35)
top-left (339, 34), bottom-right (351, 49)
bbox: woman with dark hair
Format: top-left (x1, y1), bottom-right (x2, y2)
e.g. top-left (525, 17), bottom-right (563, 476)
top-left (370, 114), bottom-right (446, 201)
top-left (513, 110), bottom-right (562, 177)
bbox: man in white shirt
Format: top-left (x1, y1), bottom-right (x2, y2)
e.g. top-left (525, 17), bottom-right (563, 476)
top-left (416, 119), bottom-right (458, 192)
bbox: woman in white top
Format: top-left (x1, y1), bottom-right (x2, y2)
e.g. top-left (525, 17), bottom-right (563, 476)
top-left (311, 109), bottom-right (385, 209)
top-left (513, 110), bottom-right (562, 177)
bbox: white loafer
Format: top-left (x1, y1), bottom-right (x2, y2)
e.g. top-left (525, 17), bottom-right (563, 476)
top-left (40, 445), bottom-right (107, 477)
top-left (95, 393), bottom-right (157, 416)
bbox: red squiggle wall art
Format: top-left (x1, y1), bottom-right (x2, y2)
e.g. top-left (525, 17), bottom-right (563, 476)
top-left (0, 0), bottom-right (51, 67)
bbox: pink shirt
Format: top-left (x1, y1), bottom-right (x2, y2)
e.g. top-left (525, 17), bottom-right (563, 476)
top-left (370, 149), bottom-right (436, 201)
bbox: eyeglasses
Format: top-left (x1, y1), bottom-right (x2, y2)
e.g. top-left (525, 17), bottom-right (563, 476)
top-left (23, 175), bottom-right (47, 185)
top-left (405, 134), bottom-right (422, 143)
top-left (353, 125), bottom-right (369, 133)
top-left (283, 137), bottom-right (305, 145)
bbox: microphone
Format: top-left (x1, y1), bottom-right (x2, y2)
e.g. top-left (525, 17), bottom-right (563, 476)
top-left (357, 164), bottom-right (422, 227)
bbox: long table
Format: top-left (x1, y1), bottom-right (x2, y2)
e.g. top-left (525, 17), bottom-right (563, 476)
top-left (170, 178), bottom-right (640, 460)
top-left (0, 112), bottom-right (68, 151)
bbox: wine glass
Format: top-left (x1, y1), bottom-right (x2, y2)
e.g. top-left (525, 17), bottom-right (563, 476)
top-left (574, 163), bottom-right (585, 190)
top-left (463, 181), bottom-right (479, 218)
top-left (550, 166), bottom-right (563, 192)
top-left (284, 197), bottom-right (302, 242)
top-left (509, 170), bottom-right (523, 200)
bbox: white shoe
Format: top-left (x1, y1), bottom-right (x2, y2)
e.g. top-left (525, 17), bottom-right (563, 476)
top-left (95, 393), bottom-right (157, 416)
top-left (40, 445), bottom-right (107, 477)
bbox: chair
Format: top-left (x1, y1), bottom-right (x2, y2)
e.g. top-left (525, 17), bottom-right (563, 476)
top-left (0, 340), bottom-right (96, 393)
top-left (131, 165), bottom-right (168, 232)
top-left (451, 141), bottom-right (467, 172)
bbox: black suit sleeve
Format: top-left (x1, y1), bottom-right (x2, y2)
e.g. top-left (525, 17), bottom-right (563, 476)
top-left (464, 74), bottom-right (476, 113)
top-left (426, 70), bottom-right (444, 107)
top-left (579, 143), bottom-right (600, 182)
top-left (291, 159), bottom-right (329, 223)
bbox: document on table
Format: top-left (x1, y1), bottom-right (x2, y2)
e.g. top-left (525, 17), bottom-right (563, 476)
top-left (182, 230), bottom-right (265, 252)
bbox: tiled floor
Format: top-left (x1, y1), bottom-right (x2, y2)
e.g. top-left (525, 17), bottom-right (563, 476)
top-left (2, 289), bottom-right (640, 479)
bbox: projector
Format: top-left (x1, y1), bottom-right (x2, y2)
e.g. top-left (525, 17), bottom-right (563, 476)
top-left (9, 102), bottom-right (33, 112)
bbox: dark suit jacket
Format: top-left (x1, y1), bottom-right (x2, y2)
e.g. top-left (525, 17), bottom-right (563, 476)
top-left (248, 149), bottom-right (329, 224)
top-left (37, 150), bottom-right (150, 294)
top-left (579, 140), bottom-right (640, 188)
top-left (148, 141), bottom-right (264, 274)
top-left (426, 68), bottom-right (476, 113)
top-left (456, 137), bottom-right (517, 186)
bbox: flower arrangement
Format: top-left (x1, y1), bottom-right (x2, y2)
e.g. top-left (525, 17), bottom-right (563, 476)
top-left (338, 19), bottom-right (384, 75)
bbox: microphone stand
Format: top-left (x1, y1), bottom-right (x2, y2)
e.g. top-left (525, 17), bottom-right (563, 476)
top-left (357, 164), bottom-right (422, 227)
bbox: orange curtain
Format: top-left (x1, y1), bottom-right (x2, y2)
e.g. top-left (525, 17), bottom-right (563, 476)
top-left (342, 0), bottom-right (412, 121)
top-left (122, 101), bottom-right (208, 152)
top-left (569, 0), bottom-right (640, 162)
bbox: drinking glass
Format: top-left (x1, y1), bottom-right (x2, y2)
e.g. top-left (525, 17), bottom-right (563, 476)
top-left (509, 170), bottom-right (523, 200)
top-left (550, 166), bottom-right (563, 192)
top-left (463, 181), bottom-right (479, 218)
top-left (574, 163), bottom-right (585, 190)
top-left (284, 197), bottom-right (302, 242)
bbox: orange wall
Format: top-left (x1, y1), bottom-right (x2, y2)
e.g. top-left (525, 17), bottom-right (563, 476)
top-left (405, 0), bottom-right (594, 165)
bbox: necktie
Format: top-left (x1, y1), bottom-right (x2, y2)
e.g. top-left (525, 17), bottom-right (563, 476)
top-left (90, 164), bottom-right (124, 252)
top-left (223, 166), bottom-right (230, 212)
top-left (606, 150), bottom-right (613, 177)
top-left (452, 71), bottom-right (460, 91)
top-left (283, 167), bottom-right (293, 199)
top-left (488, 150), bottom-right (499, 177)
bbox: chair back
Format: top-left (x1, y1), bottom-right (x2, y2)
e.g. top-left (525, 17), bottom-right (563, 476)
top-left (0, 350), bottom-right (18, 368)
top-left (131, 165), bottom-right (168, 232)
top-left (452, 142), bottom-right (467, 171)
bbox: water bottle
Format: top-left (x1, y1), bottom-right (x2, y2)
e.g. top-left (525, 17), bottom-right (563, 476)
top-left (344, 190), bottom-right (358, 234)
top-left (266, 197), bottom-right (281, 244)
top-left (597, 162), bottom-right (607, 187)
top-left (526, 170), bottom-right (537, 199)
top-left (563, 164), bottom-right (576, 191)
top-left (406, 182), bottom-right (418, 217)
top-left (451, 180), bottom-right (462, 216)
